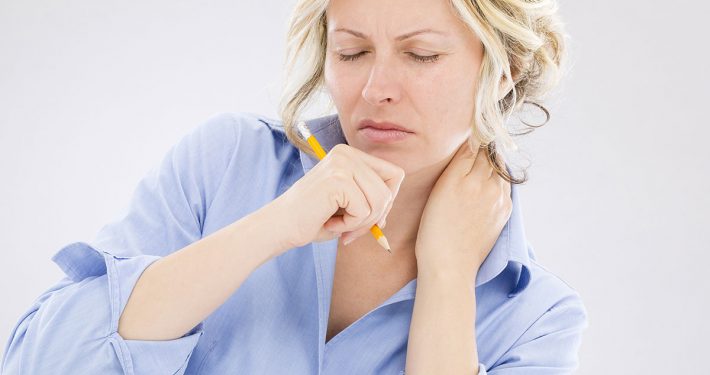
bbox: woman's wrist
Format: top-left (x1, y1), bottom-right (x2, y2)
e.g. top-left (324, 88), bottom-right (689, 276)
top-left (416, 261), bottom-right (478, 290)
top-left (237, 198), bottom-right (297, 258)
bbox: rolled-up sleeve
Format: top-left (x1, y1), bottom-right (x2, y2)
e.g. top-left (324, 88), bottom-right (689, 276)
top-left (2, 113), bottom-right (243, 374)
top-left (2, 242), bottom-right (204, 374)
top-left (486, 294), bottom-right (589, 374)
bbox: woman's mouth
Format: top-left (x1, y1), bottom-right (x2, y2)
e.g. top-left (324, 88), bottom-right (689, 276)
top-left (359, 127), bottom-right (413, 143)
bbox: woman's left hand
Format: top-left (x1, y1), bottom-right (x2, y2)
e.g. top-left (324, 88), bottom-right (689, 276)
top-left (415, 140), bottom-right (513, 278)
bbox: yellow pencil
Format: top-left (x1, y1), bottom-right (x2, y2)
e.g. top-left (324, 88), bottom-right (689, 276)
top-left (296, 120), bottom-right (392, 254)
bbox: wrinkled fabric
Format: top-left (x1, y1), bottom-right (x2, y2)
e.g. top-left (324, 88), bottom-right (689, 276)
top-left (2, 112), bottom-right (588, 374)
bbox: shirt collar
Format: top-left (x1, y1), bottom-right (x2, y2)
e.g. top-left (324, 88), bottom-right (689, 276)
top-left (298, 114), bottom-right (532, 296)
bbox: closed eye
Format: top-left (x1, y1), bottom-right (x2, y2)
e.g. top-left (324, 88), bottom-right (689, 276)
top-left (337, 51), bottom-right (440, 63)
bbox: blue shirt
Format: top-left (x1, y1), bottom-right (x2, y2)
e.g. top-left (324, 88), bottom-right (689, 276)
top-left (2, 112), bottom-right (588, 374)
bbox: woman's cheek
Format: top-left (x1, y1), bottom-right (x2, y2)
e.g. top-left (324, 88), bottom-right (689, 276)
top-left (408, 65), bottom-right (449, 95)
top-left (327, 68), bottom-right (363, 100)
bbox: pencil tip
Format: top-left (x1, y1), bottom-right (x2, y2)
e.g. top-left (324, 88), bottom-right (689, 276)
top-left (378, 236), bottom-right (391, 253)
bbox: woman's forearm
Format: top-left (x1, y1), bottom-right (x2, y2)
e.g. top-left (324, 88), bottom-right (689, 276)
top-left (405, 268), bottom-right (480, 375)
top-left (117, 201), bottom-right (290, 341)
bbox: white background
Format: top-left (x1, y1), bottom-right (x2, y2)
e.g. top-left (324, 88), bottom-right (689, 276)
top-left (1, 1), bottom-right (708, 373)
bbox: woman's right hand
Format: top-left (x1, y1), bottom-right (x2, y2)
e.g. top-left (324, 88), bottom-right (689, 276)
top-left (273, 143), bottom-right (406, 249)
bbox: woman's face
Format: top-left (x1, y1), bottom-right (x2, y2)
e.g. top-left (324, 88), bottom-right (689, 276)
top-left (324, 0), bottom-right (484, 174)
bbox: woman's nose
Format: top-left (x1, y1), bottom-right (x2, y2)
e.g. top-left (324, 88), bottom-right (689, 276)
top-left (361, 59), bottom-right (402, 106)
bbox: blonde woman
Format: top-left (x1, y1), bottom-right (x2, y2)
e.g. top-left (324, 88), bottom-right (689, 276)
top-left (2, 0), bottom-right (587, 374)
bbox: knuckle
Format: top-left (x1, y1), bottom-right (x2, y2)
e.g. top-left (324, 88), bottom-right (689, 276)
top-left (357, 208), bottom-right (371, 225)
top-left (325, 147), bottom-right (348, 164)
top-left (327, 190), bottom-right (340, 205)
top-left (322, 149), bottom-right (337, 163)
top-left (330, 169), bottom-right (350, 182)
top-left (325, 156), bottom-right (344, 170)
top-left (331, 143), bottom-right (349, 155)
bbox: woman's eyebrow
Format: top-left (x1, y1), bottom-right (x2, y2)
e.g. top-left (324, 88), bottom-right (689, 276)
top-left (332, 27), bottom-right (450, 41)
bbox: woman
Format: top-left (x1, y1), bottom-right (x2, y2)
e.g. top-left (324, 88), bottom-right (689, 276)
top-left (2, 0), bottom-right (587, 374)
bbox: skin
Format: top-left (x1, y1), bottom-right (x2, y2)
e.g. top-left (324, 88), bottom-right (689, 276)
top-left (322, 1), bottom-right (517, 372)
top-left (117, 4), bottom-right (509, 372)
top-left (323, 0), bottom-right (485, 259)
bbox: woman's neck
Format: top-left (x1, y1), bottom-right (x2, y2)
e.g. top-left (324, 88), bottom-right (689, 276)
top-left (347, 151), bottom-right (456, 260)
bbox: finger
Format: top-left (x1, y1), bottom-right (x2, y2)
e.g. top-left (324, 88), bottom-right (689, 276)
top-left (342, 191), bottom-right (392, 244)
top-left (469, 143), bottom-right (493, 180)
top-left (492, 155), bottom-right (507, 180)
top-left (344, 145), bottom-right (405, 200)
top-left (378, 197), bottom-right (393, 227)
top-left (487, 152), bottom-right (497, 180)
top-left (445, 139), bottom-right (479, 177)
top-left (341, 225), bottom-right (367, 245)
top-left (347, 161), bottom-right (391, 235)
top-left (351, 149), bottom-right (396, 217)
top-left (343, 181), bottom-right (396, 244)
top-left (499, 170), bottom-right (512, 197)
top-left (490, 150), bottom-right (510, 180)
top-left (323, 173), bottom-right (372, 233)
top-left (343, 198), bottom-right (390, 244)
top-left (335, 146), bottom-right (398, 243)
top-left (335, 200), bottom-right (392, 245)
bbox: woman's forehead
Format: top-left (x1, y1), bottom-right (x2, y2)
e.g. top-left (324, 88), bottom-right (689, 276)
top-left (325, 0), bottom-right (469, 42)
top-left (326, 0), bottom-right (458, 26)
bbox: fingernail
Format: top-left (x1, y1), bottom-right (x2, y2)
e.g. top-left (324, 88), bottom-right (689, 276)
top-left (343, 237), bottom-right (353, 246)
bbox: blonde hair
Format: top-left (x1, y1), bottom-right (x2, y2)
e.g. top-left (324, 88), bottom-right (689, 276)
top-left (278, 0), bottom-right (567, 184)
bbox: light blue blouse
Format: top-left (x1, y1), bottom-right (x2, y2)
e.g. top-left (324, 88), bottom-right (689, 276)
top-left (2, 112), bottom-right (588, 374)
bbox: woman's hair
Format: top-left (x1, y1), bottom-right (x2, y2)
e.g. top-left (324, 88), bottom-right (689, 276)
top-left (278, 0), bottom-right (567, 184)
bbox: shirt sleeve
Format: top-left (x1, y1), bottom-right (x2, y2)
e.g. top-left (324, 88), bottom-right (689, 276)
top-left (485, 294), bottom-right (589, 374)
top-left (1, 113), bottom-right (242, 374)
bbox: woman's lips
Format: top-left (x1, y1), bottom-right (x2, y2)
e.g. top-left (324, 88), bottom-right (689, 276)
top-left (358, 119), bottom-right (414, 133)
top-left (359, 127), bottom-right (413, 143)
